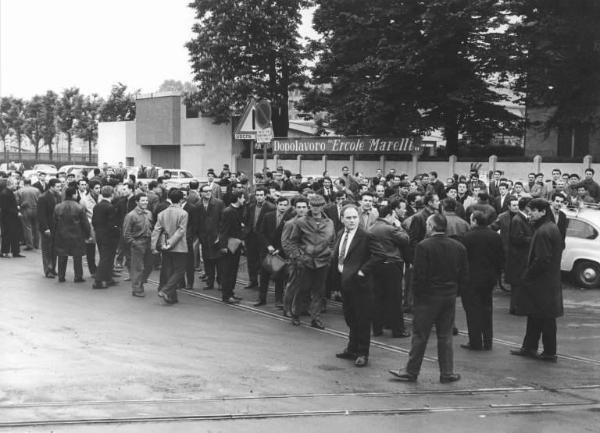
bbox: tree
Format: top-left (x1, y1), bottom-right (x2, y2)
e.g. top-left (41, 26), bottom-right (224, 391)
top-left (185, 0), bottom-right (311, 137)
top-left (57, 87), bottom-right (84, 160)
top-left (0, 97), bottom-right (12, 158)
top-left (5, 98), bottom-right (26, 160)
top-left (23, 96), bottom-right (45, 159)
top-left (157, 80), bottom-right (196, 93)
top-left (99, 83), bottom-right (137, 122)
top-left (76, 94), bottom-right (102, 161)
top-left (41, 91), bottom-right (59, 159)
top-left (305, 0), bottom-right (522, 154)
top-left (509, 0), bottom-right (600, 136)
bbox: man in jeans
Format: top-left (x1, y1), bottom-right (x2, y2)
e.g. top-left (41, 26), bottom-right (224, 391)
top-left (283, 194), bottom-right (335, 329)
top-left (151, 189), bottom-right (188, 305)
top-left (390, 213), bottom-right (468, 383)
top-left (123, 193), bottom-right (154, 297)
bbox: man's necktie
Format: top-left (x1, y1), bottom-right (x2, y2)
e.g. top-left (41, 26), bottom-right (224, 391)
top-left (339, 230), bottom-right (349, 264)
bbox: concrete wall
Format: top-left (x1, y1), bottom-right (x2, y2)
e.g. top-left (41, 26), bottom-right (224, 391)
top-left (98, 121), bottom-right (131, 165)
top-left (181, 116), bottom-right (233, 177)
top-left (250, 156), bottom-right (600, 182)
top-left (136, 95), bottom-right (181, 146)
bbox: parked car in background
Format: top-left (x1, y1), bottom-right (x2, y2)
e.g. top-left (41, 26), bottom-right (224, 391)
top-left (57, 165), bottom-right (98, 177)
top-left (23, 164), bottom-right (58, 183)
top-left (135, 168), bottom-right (203, 190)
top-left (562, 206), bottom-right (600, 289)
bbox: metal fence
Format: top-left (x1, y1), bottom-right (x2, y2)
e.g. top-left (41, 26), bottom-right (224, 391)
top-left (1, 152), bottom-right (98, 168)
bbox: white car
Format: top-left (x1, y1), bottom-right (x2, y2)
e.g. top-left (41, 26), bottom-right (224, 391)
top-left (562, 206), bottom-right (600, 288)
top-left (159, 169), bottom-right (200, 190)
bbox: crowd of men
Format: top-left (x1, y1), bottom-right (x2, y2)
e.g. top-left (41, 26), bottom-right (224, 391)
top-left (1, 162), bottom-right (598, 382)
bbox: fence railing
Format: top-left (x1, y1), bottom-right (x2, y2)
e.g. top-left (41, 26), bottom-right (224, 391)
top-left (1, 152), bottom-right (98, 168)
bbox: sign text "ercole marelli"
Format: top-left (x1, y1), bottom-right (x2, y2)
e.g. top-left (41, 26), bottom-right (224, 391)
top-left (271, 137), bottom-right (421, 155)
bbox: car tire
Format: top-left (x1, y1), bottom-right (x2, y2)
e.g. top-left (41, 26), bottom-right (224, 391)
top-left (573, 260), bottom-right (600, 289)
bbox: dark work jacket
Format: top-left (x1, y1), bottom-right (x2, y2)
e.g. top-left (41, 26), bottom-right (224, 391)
top-left (331, 227), bottom-right (383, 291)
top-left (368, 218), bottom-right (409, 263)
top-left (54, 199), bottom-right (91, 256)
top-left (460, 226), bottom-right (504, 289)
top-left (413, 234), bottom-right (469, 300)
top-left (516, 219), bottom-right (564, 318)
top-left (466, 202), bottom-right (497, 226)
top-left (490, 210), bottom-right (516, 260)
top-left (245, 201), bottom-right (275, 236)
top-left (92, 200), bottom-right (120, 243)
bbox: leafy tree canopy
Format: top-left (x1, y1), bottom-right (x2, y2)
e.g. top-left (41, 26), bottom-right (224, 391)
top-left (186, 0), bottom-right (312, 136)
top-left (99, 83), bottom-right (138, 122)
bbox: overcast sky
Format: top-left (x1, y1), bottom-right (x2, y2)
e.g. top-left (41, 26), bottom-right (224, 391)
top-left (0, 0), bottom-right (318, 99)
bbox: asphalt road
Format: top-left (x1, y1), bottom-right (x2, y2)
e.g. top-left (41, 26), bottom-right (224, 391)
top-left (1, 251), bottom-right (599, 432)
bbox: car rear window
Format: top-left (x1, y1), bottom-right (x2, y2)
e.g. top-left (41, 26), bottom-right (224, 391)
top-left (567, 219), bottom-right (598, 240)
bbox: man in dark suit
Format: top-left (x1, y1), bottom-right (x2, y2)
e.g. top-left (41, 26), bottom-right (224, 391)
top-left (494, 183), bottom-right (511, 214)
top-left (244, 187), bottom-right (275, 288)
top-left (549, 192), bottom-right (567, 248)
top-left (217, 190), bottom-right (246, 304)
top-left (390, 213), bottom-right (468, 383)
top-left (488, 170), bottom-right (503, 198)
top-left (33, 171), bottom-right (49, 193)
top-left (194, 184), bottom-right (225, 290)
top-left (324, 191), bottom-right (346, 233)
top-left (332, 204), bottom-right (383, 367)
top-left (37, 178), bottom-right (62, 277)
top-left (460, 211), bottom-right (504, 351)
top-left (255, 196), bottom-right (294, 306)
top-left (92, 186), bottom-right (120, 289)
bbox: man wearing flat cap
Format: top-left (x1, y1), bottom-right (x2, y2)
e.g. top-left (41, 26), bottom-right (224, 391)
top-left (283, 194), bottom-right (336, 329)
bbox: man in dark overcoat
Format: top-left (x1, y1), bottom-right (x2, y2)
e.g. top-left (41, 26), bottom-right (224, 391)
top-left (332, 204), bottom-right (383, 367)
top-left (244, 187), bottom-right (275, 288)
top-left (217, 190), bottom-right (246, 304)
top-left (506, 196), bottom-right (533, 314)
top-left (92, 186), bottom-right (120, 289)
top-left (194, 184), bottom-right (225, 290)
top-left (0, 179), bottom-right (23, 258)
top-left (53, 186), bottom-right (91, 282)
top-left (37, 178), bottom-right (62, 277)
top-left (460, 211), bottom-right (504, 351)
top-left (511, 198), bottom-right (564, 362)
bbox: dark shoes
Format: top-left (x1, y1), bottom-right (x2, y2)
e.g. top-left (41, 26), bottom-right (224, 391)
top-left (132, 291), bottom-right (146, 298)
top-left (389, 370), bottom-right (417, 382)
top-left (13, 254), bottom-right (26, 258)
top-left (232, 295), bottom-right (243, 301)
top-left (392, 330), bottom-right (411, 338)
top-left (204, 285), bottom-right (214, 290)
top-left (440, 373), bottom-right (461, 384)
top-left (253, 300), bottom-right (266, 307)
top-left (223, 297), bottom-right (240, 305)
top-left (291, 317), bottom-right (301, 326)
top-left (310, 320), bottom-right (325, 330)
top-left (510, 348), bottom-right (538, 359)
top-left (452, 327), bottom-right (459, 336)
top-left (92, 282), bottom-right (108, 289)
top-left (373, 329), bottom-right (383, 337)
top-left (244, 282), bottom-right (258, 289)
top-left (354, 356), bottom-right (368, 367)
top-left (460, 343), bottom-right (484, 351)
top-left (336, 350), bottom-right (357, 360)
top-left (537, 352), bottom-right (558, 363)
top-left (58, 277), bottom-right (66, 283)
top-left (106, 280), bottom-right (119, 287)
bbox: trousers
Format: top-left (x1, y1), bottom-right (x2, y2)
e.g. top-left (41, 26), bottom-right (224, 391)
top-left (342, 284), bottom-right (373, 357)
top-left (522, 316), bottom-right (557, 355)
top-left (58, 255), bottom-right (83, 280)
top-left (372, 262), bottom-right (405, 334)
top-left (130, 238), bottom-right (153, 292)
top-left (406, 295), bottom-right (456, 377)
top-left (219, 250), bottom-right (241, 300)
top-left (40, 230), bottom-right (56, 274)
top-left (462, 285), bottom-right (494, 349)
top-left (293, 265), bottom-right (329, 322)
top-left (160, 252), bottom-right (186, 301)
top-left (21, 208), bottom-right (39, 249)
top-left (95, 238), bottom-right (117, 283)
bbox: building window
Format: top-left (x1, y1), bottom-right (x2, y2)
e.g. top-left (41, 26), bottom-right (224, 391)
top-left (126, 157), bottom-right (134, 167)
